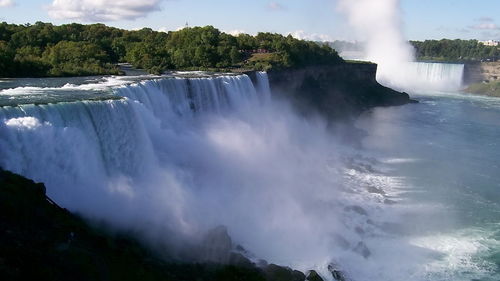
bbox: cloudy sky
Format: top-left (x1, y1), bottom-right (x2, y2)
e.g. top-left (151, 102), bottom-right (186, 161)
top-left (1, 0), bottom-right (499, 41)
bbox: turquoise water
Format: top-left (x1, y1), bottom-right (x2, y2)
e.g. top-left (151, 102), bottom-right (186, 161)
top-left (358, 91), bottom-right (500, 280)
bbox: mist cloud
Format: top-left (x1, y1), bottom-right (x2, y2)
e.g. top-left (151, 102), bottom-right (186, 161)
top-left (336, 0), bottom-right (415, 87)
top-left (267, 2), bottom-right (287, 11)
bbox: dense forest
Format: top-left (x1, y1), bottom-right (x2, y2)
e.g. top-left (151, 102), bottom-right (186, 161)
top-left (0, 22), bottom-right (343, 77)
top-left (410, 39), bottom-right (499, 62)
top-left (326, 39), bottom-right (499, 63)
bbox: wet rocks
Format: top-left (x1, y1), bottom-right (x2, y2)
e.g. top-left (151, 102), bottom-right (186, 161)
top-left (263, 264), bottom-right (305, 281)
top-left (333, 234), bottom-right (351, 250)
top-left (306, 270), bottom-right (324, 281)
top-left (353, 241), bottom-right (371, 259)
top-left (328, 264), bottom-right (348, 281)
top-left (344, 205), bottom-right (368, 216)
top-left (200, 225), bottom-right (233, 263)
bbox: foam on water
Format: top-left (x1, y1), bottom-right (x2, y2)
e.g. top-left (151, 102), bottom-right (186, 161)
top-left (410, 230), bottom-right (497, 280)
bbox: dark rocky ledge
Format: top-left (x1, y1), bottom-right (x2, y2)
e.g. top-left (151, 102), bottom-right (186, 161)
top-left (252, 63), bottom-right (416, 121)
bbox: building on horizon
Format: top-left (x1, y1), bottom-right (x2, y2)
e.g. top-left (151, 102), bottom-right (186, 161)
top-left (479, 40), bottom-right (499, 47)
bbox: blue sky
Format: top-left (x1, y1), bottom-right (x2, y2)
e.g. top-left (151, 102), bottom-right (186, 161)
top-left (0, 0), bottom-right (499, 41)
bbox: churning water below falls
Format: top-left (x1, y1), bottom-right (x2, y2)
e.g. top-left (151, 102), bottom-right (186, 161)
top-left (0, 70), bottom-right (499, 281)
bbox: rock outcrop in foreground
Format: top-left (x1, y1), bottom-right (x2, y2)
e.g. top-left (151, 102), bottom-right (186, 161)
top-left (0, 169), bottom-right (336, 281)
top-left (265, 63), bottom-right (415, 120)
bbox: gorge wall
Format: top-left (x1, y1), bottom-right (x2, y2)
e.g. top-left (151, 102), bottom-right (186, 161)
top-left (463, 62), bottom-right (500, 85)
top-left (260, 63), bottom-right (414, 121)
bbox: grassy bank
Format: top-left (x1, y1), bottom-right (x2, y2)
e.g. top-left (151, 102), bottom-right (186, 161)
top-left (466, 81), bottom-right (500, 97)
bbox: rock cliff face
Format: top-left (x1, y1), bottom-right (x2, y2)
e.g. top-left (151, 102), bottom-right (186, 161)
top-left (464, 62), bottom-right (500, 85)
top-left (261, 63), bottom-right (414, 121)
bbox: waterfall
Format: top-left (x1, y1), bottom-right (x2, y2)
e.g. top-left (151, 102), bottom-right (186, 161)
top-left (0, 74), bottom-right (270, 216)
top-left (409, 62), bottom-right (464, 91)
top-left (0, 71), bottom-right (428, 280)
top-left (116, 74), bottom-right (267, 118)
top-left (379, 62), bottom-right (465, 91)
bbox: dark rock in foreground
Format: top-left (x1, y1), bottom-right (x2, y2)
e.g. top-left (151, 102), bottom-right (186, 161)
top-left (306, 270), bottom-right (325, 281)
top-left (0, 169), bottom-right (325, 281)
top-left (264, 264), bottom-right (306, 281)
top-left (328, 264), bottom-right (348, 281)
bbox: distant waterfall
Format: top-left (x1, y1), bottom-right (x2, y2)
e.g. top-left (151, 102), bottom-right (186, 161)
top-left (408, 62), bottom-right (464, 91)
top-left (378, 62), bottom-right (465, 92)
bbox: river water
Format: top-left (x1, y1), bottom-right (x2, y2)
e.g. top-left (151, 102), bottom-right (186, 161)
top-left (355, 90), bottom-right (500, 280)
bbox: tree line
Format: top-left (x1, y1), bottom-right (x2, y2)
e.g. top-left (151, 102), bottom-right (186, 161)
top-left (410, 39), bottom-right (499, 62)
top-left (0, 22), bottom-right (343, 77)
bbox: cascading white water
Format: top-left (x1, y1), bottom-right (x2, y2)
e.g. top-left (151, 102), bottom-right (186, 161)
top-left (374, 61), bottom-right (465, 92)
top-left (0, 72), bottom-right (446, 280)
top-left (405, 62), bottom-right (465, 91)
top-left (0, 74), bottom-right (270, 220)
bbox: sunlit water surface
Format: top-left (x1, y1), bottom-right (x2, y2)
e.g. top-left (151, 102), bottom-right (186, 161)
top-left (357, 90), bottom-right (500, 281)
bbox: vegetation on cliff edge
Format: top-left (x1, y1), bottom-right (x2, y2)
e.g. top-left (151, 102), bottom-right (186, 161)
top-left (328, 39), bottom-right (499, 63)
top-left (0, 22), bottom-right (343, 77)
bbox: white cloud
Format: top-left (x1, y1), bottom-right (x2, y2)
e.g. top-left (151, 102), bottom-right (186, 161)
top-left (289, 30), bottom-right (334, 42)
top-left (158, 26), bottom-right (170, 33)
top-left (267, 2), bottom-right (286, 11)
top-left (468, 17), bottom-right (500, 31)
top-left (0, 0), bottom-right (15, 8)
top-left (475, 17), bottom-right (494, 23)
top-left (158, 25), bottom-right (186, 32)
top-left (47, 0), bottom-right (163, 21)
top-left (225, 29), bottom-right (247, 36)
top-left (469, 22), bottom-right (500, 30)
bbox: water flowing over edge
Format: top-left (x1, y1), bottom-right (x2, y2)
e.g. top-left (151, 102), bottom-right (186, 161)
top-left (0, 72), bottom-right (494, 281)
top-left (378, 62), bottom-right (465, 92)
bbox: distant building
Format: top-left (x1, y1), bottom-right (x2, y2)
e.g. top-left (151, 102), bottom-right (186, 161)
top-left (479, 40), bottom-right (499, 47)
